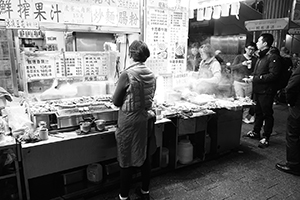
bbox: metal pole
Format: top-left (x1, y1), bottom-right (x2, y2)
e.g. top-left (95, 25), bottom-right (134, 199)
top-left (291, 34), bottom-right (294, 53)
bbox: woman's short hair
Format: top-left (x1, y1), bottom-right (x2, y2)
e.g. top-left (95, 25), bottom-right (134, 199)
top-left (129, 40), bottom-right (150, 62)
top-left (199, 44), bottom-right (215, 57)
top-left (190, 42), bottom-right (200, 49)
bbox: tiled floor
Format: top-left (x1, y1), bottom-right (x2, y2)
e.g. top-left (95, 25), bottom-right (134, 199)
top-left (85, 103), bottom-right (300, 200)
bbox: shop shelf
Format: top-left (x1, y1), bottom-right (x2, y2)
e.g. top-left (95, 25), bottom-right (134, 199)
top-left (163, 115), bottom-right (209, 169)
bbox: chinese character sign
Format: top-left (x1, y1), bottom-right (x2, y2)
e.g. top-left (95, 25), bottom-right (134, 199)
top-left (91, 0), bottom-right (140, 27)
top-left (62, 3), bottom-right (91, 24)
top-left (0, 0), bottom-right (140, 29)
top-left (0, 0), bottom-right (35, 19)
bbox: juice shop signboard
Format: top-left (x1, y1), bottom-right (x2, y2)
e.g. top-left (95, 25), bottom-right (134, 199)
top-left (0, 0), bottom-right (140, 28)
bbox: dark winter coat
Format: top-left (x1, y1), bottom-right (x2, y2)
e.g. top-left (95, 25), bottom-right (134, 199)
top-left (252, 48), bottom-right (281, 94)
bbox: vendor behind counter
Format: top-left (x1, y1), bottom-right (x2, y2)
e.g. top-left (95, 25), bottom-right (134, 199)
top-left (189, 44), bottom-right (222, 95)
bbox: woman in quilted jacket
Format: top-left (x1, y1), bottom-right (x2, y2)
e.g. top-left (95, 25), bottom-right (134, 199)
top-left (113, 40), bottom-right (156, 200)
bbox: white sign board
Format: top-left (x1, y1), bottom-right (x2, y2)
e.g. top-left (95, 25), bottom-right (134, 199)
top-left (288, 28), bottom-right (300, 35)
top-left (245, 18), bottom-right (289, 31)
top-left (5, 18), bottom-right (39, 29)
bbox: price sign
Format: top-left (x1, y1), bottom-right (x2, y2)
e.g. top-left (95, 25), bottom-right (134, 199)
top-left (5, 18), bottom-right (39, 29)
top-left (18, 30), bottom-right (43, 38)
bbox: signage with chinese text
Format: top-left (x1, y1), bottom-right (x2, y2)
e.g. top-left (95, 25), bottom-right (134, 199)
top-left (0, 0), bottom-right (140, 29)
top-left (18, 29), bottom-right (43, 38)
top-left (245, 18), bottom-right (289, 31)
top-left (288, 28), bottom-right (300, 35)
top-left (5, 18), bottom-right (39, 29)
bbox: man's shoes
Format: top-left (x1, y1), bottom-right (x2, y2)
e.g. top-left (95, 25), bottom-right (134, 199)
top-left (135, 187), bottom-right (150, 200)
top-left (249, 116), bottom-right (255, 124)
top-left (276, 163), bottom-right (300, 176)
top-left (258, 138), bottom-right (269, 148)
top-left (243, 118), bottom-right (251, 124)
top-left (117, 196), bottom-right (130, 200)
top-left (246, 130), bottom-right (260, 139)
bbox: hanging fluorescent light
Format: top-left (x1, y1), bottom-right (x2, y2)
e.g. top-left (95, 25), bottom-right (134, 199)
top-left (221, 3), bottom-right (230, 17)
top-left (204, 6), bottom-right (212, 20)
top-left (213, 5), bottom-right (221, 19)
top-left (193, 0), bottom-right (245, 8)
top-left (197, 8), bottom-right (204, 21)
top-left (189, 0), bottom-right (194, 18)
top-left (230, 2), bottom-right (240, 16)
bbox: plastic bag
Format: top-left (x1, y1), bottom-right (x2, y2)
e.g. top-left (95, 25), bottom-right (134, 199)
top-left (4, 106), bottom-right (33, 136)
top-left (40, 79), bottom-right (63, 100)
top-left (59, 82), bottom-right (77, 98)
top-left (0, 117), bottom-right (10, 135)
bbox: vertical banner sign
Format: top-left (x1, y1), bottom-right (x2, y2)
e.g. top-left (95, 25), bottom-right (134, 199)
top-left (169, 9), bottom-right (188, 73)
top-left (145, 0), bottom-right (169, 74)
top-left (145, 0), bottom-right (189, 74)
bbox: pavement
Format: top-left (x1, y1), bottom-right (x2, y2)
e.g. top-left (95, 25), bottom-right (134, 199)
top-left (85, 103), bottom-right (300, 200)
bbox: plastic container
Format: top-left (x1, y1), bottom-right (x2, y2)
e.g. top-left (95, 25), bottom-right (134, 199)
top-left (178, 139), bottom-right (193, 164)
top-left (87, 163), bottom-right (103, 183)
top-left (161, 147), bottom-right (169, 168)
top-left (39, 128), bottom-right (49, 140)
top-left (156, 108), bottom-right (162, 120)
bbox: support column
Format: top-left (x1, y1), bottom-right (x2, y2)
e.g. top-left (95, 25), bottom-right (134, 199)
top-left (262, 0), bottom-right (294, 47)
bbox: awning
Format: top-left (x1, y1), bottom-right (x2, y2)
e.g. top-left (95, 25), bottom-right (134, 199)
top-left (290, 20), bottom-right (300, 29)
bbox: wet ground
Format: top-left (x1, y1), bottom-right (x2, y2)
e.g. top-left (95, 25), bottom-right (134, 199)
top-left (85, 103), bottom-right (300, 200)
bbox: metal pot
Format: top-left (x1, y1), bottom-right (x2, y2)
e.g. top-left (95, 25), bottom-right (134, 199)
top-left (79, 121), bottom-right (92, 133)
top-left (94, 119), bottom-right (106, 132)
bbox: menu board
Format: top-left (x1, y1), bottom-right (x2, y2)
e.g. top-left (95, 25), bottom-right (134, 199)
top-left (22, 51), bottom-right (114, 82)
top-left (168, 11), bottom-right (188, 73)
top-left (63, 53), bottom-right (84, 77)
top-left (145, 0), bottom-right (189, 75)
top-left (24, 57), bottom-right (55, 80)
top-left (83, 53), bottom-right (108, 76)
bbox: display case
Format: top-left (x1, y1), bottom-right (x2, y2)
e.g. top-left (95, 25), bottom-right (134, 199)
top-left (18, 50), bottom-right (120, 131)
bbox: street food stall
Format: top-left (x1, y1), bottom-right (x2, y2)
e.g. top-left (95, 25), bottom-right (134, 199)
top-left (0, 0), bottom-right (255, 199)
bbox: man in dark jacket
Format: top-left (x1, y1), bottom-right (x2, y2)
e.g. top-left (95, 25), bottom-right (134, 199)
top-left (276, 66), bottom-right (300, 176)
top-left (246, 33), bottom-right (281, 148)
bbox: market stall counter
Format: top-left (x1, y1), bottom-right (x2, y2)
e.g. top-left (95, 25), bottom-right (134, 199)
top-left (158, 101), bottom-right (215, 169)
top-left (207, 107), bottom-right (243, 156)
top-left (20, 119), bottom-right (170, 200)
top-left (163, 91), bottom-right (253, 159)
